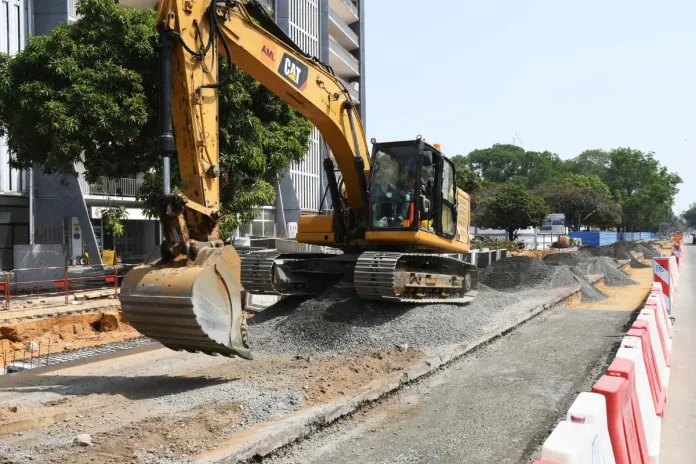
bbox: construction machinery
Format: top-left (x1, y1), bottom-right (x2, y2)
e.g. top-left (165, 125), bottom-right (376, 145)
top-left (118, 0), bottom-right (478, 359)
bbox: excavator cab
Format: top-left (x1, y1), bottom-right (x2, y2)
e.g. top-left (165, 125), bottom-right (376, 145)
top-left (368, 140), bottom-right (458, 240)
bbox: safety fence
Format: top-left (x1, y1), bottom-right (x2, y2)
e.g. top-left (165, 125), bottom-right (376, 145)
top-left (0, 264), bottom-right (134, 311)
top-left (568, 231), bottom-right (660, 246)
top-left (534, 235), bottom-right (687, 463)
top-left (1, 337), bottom-right (153, 375)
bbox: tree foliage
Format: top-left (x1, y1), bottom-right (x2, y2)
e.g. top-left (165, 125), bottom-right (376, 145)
top-left (542, 185), bottom-right (621, 231)
top-left (0, 0), bottom-right (313, 235)
top-left (450, 155), bottom-right (481, 195)
top-left (457, 143), bottom-right (680, 232)
top-left (475, 184), bottom-right (549, 240)
top-left (604, 148), bottom-right (681, 231)
top-left (100, 205), bottom-right (129, 237)
top-left (682, 203), bottom-right (696, 229)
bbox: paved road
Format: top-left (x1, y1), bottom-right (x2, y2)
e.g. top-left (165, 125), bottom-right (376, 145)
top-left (662, 243), bottom-right (696, 461)
top-left (264, 305), bottom-right (634, 464)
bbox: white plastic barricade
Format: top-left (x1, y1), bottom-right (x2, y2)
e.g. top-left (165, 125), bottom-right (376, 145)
top-left (565, 392), bottom-right (615, 464)
top-left (647, 291), bottom-right (673, 343)
top-left (539, 421), bottom-right (600, 464)
top-left (645, 298), bottom-right (672, 359)
top-left (651, 282), bottom-right (671, 321)
top-left (637, 309), bottom-right (670, 390)
top-left (617, 338), bottom-right (662, 463)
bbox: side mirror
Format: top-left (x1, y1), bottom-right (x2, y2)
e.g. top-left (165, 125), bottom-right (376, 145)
top-left (422, 150), bottom-right (433, 166)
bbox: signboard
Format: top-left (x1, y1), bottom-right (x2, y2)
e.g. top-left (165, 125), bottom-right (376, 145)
top-left (540, 213), bottom-right (566, 235)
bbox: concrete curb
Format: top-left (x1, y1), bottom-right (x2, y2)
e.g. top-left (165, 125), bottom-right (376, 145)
top-left (194, 285), bottom-right (584, 464)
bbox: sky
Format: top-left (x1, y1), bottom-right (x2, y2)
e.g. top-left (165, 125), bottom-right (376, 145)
top-left (363, 1), bottom-right (696, 213)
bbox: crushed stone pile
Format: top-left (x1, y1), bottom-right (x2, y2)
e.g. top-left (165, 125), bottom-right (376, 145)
top-left (543, 252), bottom-right (583, 267)
top-left (578, 241), bottom-right (661, 269)
top-left (635, 243), bottom-right (662, 259)
top-left (482, 256), bottom-right (606, 302)
top-left (248, 240), bottom-right (648, 357)
top-left (480, 257), bottom-right (556, 290)
top-left (573, 256), bottom-right (638, 286)
top-left (248, 284), bottom-right (525, 356)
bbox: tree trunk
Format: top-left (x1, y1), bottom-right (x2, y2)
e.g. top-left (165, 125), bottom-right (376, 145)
top-left (508, 229), bottom-right (515, 241)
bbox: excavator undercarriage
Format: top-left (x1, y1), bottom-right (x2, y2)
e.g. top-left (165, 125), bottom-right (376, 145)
top-left (241, 251), bottom-right (478, 304)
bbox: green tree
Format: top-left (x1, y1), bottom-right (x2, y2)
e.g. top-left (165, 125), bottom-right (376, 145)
top-left (605, 148), bottom-right (681, 231)
top-left (566, 149), bottom-right (611, 181)
top-left (542, 185), bottom-right (621, 231)
top-left (0, 0), bottom-right (312, 236)
top-left (450, 155), bottom-right (482, 194)
top-left (682, 203), bottom-right (696, 229)
top-left (475, 184), bottom-right (550, 240)
top-left (460, 144), bottom-right (567, 189)
top-left (554, 173), bottom-right (612, 198)
top-left (99, 205), bottom-right (129, 237)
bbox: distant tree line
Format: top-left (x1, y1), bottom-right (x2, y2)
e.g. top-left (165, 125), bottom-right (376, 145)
top-left (451, 144), bottom-right (682, 240)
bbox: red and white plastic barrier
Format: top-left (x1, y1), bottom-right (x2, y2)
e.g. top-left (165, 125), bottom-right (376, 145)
top-left (653, 257), bottom-right (677, 313)
top-left (671, 244), bottom-right (681, 268)
top-left (615, 338), bottom-right (662, 462)
top-left (536, 247), bottom-right (682, 463)
top-left (538, 421), bottom-right (601, 463)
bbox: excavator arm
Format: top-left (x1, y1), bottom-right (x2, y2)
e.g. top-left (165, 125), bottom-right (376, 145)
top-left (118, 0), bottom-right (372, 359)
top-left (158, 0), bottom-right (370, 242)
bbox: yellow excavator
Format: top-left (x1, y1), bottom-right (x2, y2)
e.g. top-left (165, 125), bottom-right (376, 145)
top-left (118, 0), bottom-right (478, 359)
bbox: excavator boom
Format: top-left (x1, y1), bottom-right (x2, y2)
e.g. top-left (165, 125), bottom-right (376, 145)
top-left (117, 0), bottom-right (477, 359)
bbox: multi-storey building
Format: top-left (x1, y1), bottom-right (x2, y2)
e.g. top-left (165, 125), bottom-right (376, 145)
top-left (237, 0), bottom-right (366, 239)
top-left (0, 0), bottom-right (365, 269)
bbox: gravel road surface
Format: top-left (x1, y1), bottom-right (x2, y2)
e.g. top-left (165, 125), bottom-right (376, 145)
top-left (262, 306), bottom-right (635, 464)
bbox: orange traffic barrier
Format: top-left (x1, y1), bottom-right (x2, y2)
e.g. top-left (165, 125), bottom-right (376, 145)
top-left (592, 364), bottom-right (651, 464)
top-left (628, 322), bottom-right (667, 417)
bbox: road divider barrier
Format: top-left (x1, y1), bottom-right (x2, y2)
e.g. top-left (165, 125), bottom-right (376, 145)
top-left (616, 337), bottom-right (662, 461)
top-left (671, 244), bottom-right (681, 268)
top-left (537, 243), bottom-right (682, 463)
top-left (653, 257), bottom-right (676, 313)
top-left (593, 364), bottom-right (651, 464)
top-left (640, 303), bottom-right (671, 367)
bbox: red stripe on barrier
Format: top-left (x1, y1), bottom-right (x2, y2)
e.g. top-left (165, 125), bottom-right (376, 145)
top-left (592, 369), bottom-right (651, 464)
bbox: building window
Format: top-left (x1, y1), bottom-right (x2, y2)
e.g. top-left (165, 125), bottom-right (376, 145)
top-left (236, 207), bottom-right (276, 238)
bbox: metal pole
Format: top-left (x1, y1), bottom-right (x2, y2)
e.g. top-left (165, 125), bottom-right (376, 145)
top-left (158, 22), bottom-right (175, 243)
top-left (113, 264), bottom-right (118, 299)
top-left (28, 167), bottom-right (34, 245)
top-left (64, 268), bottom-right (69, 305)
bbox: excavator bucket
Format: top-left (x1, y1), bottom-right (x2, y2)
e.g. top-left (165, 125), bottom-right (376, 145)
top-left (119, 245), bottom-right (252, 359)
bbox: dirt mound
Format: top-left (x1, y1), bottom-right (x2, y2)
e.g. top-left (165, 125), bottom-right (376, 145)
top-left (0, 310), bottom-right (140, 363)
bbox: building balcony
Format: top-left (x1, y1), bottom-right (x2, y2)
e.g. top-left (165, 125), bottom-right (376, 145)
top-left (329, 8), bottom-right (359, 51)
top-left (78, 176), bottom-right (144, 200)
top-left (329, 0), bottom-right (359, 25)
top-left (329, 36), bottom-right (360, 79)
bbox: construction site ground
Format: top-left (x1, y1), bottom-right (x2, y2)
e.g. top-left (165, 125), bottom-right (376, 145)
top-left (0, 243), bottom-right (663, 463)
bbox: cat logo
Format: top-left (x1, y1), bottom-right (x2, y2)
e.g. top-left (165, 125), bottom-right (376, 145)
top-left (278, 53), bottom-right (308, 91)
top-left (260, 39), bottom-right (277, 66)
